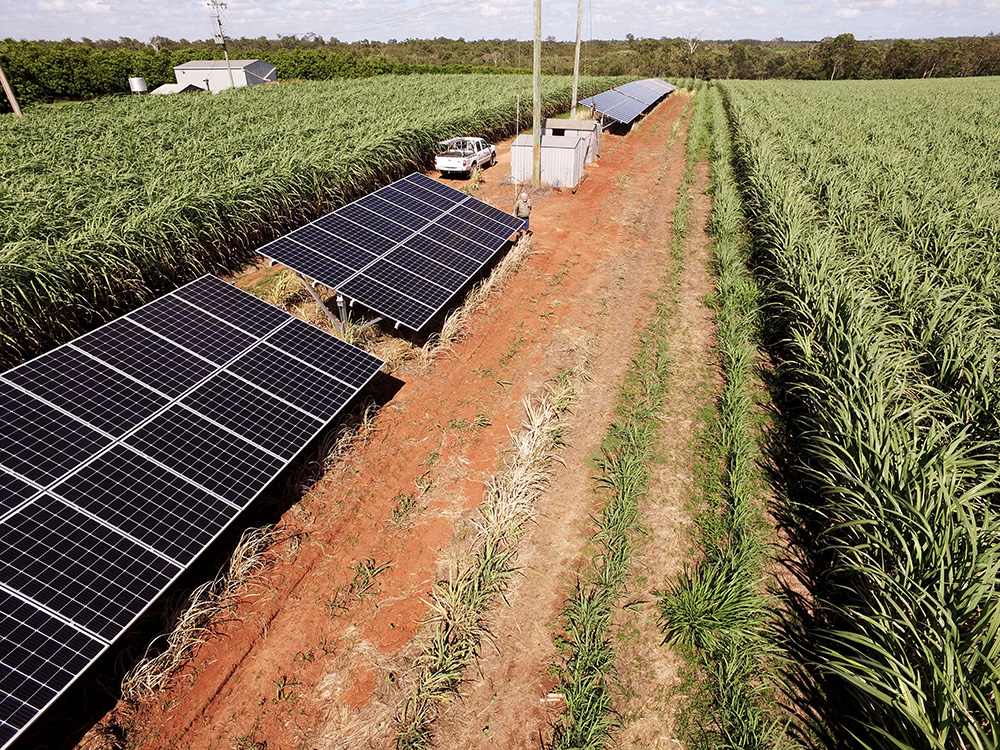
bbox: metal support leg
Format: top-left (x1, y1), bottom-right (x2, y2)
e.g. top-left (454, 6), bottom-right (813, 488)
top-left (295, 272), bottom-right (343, 334)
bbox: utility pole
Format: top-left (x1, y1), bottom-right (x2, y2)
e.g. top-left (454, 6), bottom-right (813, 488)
top-left (570, 0), bottom-right (583, 116)
top-left (209, 0), bottom-right (236, 91)
top-left (0, 60), bottom-right (22, 118)
top-left (532, 0), bottom-right (541, 187)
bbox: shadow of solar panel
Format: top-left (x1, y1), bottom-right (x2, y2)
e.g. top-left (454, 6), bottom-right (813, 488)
top-left (181, 371), bottom-right (323, 460)
top-left (124, 407), bottom-right (285, 505)
top-left (226, 344), bottom-right (357, 420)
top-left (172, 275), bottom-right (289, 338)
top-left (313, 214), bottom-right (396, 255)
top-left (0, 495), bottom-right (179, 641)
top-left (291, 225), bottom-right (380, 271)
top-left (52, 445), bottom-right (235, 564)
top-left (129, 296), bottom-right (256, 365)
top-left (0, 589), bottom-right (103, 746)
top-left (0, 472), bottom-right (38, 519)
top-left (338, 275), bottom-right (435, 330)
top-left (0, 381), bottom-right (113, 486)
top-left (73, 319), bottom-right (217, 399)
top-left (5, 347), bottom-right (168, 438)
top-left (259, 237), bottom-right (356, 289)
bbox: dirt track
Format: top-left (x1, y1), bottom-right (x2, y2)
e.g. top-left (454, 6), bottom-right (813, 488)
top-left (87, 90), bottom-right (714, 750)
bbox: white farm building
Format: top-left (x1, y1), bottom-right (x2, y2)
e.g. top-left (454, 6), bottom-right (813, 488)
top-left (172, 59), bottom-right (276, 93)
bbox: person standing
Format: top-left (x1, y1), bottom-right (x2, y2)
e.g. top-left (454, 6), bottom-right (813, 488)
top-left (514, 191), bottom-right (532, 240)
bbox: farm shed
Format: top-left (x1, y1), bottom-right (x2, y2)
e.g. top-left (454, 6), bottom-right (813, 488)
top-left (542, 118), bottom-right (600, 163)
top-left (510, 133), bottom-right (587, 190)
top-left (173, 59), bottom-right (277, 92)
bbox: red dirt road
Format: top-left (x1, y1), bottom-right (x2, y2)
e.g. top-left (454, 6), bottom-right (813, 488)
top-left (88, 91), bottom-right (694, 750)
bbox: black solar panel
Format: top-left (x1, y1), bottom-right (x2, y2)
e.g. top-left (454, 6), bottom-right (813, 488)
top-left (73, 319), bottom-right (217, 398)
top-left (0, 494), bottom-right (179, 641)
top-left (0, 275), bottom-right (384, 748)
top-left (125, 406), bottom-right (286, 504)
top-left (5, 347), bottom-right (168, 438)
top-left (227, 344), bottom-right (357, 420)
top-left (179, 371), bottom-right (323, 461)
top-left (0, 472), bottom-right (38, 519)
top-left (0, 381), bottom-right (113, 486)
top-left (339, 274), bottom-right (436, 330)
top-left (258, 173), bottom-right (521, 331)
top-left (264, 317), bottom-right (386, 388)
top-left (0, 589), bottom-right (103, 747)
top-left (173, 274), bottom-right (289, 338)
top-left (615, 80), bottom-right (662, 105)
top-left (130, 296), bottom-right (256, 365)
top-left (52, 445), bottom-right (235, 564)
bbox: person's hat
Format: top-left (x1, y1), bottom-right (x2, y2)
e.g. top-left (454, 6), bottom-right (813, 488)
top-left (520, 192), bottom-right (528, 199)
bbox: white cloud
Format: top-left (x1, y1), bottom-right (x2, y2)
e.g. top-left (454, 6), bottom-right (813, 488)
top-left (2, 0), bottom-right (997, 44)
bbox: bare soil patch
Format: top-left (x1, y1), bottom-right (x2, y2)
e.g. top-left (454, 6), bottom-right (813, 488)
top-left (82, 92), bottom-right (711, 750)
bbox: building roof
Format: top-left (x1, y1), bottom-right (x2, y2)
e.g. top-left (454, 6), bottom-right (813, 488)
top-left (512, 133), bottom-right (586, 149)
top-left (174, 59), bottom-right (274, 71)
top-left (542, 118), bottom-right (600, 132)
top-left (149, 82), bottom-right (206, 95)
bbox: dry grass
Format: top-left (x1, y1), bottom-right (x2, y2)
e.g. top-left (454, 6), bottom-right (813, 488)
top-left (120, 525), bottom-right (284, 702)
top-left (394, 371), bottom-right (577, 749)
top-left (422, 235), bottom-right (535, 362)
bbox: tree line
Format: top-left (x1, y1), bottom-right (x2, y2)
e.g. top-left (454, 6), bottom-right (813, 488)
top-left (2, 33), bottom-right (999, 112)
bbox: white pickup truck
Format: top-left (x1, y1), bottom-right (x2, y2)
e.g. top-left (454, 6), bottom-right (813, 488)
top-left (435, 137), bottom-right (496, 176)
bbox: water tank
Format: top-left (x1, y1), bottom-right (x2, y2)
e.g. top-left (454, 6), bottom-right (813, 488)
top-left (128, 77), bottom-right (148, 94)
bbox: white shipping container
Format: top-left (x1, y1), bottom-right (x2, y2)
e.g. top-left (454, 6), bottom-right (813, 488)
top-left (510, 133), bottom-right (587, 191)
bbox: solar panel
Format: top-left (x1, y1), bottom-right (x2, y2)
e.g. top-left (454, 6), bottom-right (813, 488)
top-left (0, 472), bottom-right (38, 519)
top-left (0, 589), bottom-right (103, 748)
top-left (580, 79), bottom-right (675, 126)
top-left (0, 494), bottom-right (179, 641)
top-left (614, 80), bottom-right (663, 105)
top-left (257, 172), bottom-right (523, 331)
top-left (0, 274), bottom-right (384, 748)
top-left (602, 96), bottom-right (650, 126)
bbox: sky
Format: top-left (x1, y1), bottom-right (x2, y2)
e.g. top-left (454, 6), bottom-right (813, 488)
top-left (0, 0), bottom-right (996, 44)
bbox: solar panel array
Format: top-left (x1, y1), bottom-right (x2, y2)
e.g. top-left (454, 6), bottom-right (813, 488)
top-left (0, 275), bottom-right (384, 748)
top-left (580, 78), bottom-right (677, 126)
top-left (257, 172), bottom-right (524, 331)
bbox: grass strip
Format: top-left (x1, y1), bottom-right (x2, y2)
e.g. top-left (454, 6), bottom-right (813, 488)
top-left (121, 525), bottom-right (282, 701)
top-left (656, 83), bottom-right (792, 749)
top-left (395, 371), bottom-right (579, 749)
top-left (547, 90), bottom-right (699, 750)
